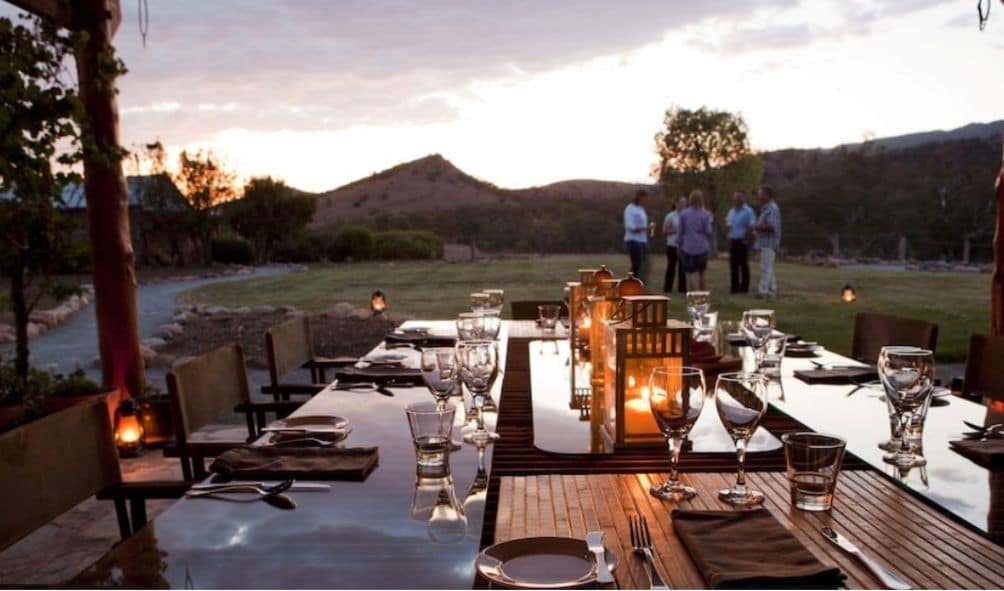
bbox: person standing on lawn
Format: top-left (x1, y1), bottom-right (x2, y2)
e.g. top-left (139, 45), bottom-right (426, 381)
top-left (677, 190), bottom-right (713, 291)
top-left (725, 191), bottom-right (756, 293)
top-left (623, 189), bottom-right (655, 281)
top-left (753, 185), bottom-right (782, 299)
top-left (662, 196), bottom-right (687, 294)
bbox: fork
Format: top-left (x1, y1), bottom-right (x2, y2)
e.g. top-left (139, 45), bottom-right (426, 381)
top-left (629, 516), bottom-right (668, 590)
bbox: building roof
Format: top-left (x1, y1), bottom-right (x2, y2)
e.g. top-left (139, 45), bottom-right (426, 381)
top-left (1, 174), bottom-right (190, 212)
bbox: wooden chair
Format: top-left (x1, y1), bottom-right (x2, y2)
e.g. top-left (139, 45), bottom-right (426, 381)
top-left (964, 334), bottom-right (1004, 402)
top-left (166, 343), bottom-right (298, 480)
top-left (850, 312), bottom-right (938, 363)
top-left (263, 316), bottom-right (356, 400)
top-left (0, 396), bottom-right (186, 551)
top-left (510, 300), bottom-right (568, 321)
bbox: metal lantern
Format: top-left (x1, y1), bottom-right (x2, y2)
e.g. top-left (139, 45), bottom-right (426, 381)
top-left (841, 284), bottom-right (857, 303)
top-left (371, 290), bottom-right (387, 315)
top-left (601, 295), bottom-right (690, 448)
top-left (588, 279), bottom-right (623, 392)
top-left (618, 273), bottom-right (645, 297)
top-left (114, 398), bottom-right (144, 457)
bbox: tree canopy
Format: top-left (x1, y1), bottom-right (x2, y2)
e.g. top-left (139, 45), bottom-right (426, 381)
top-left (225, 176), bottom-right (316, 263)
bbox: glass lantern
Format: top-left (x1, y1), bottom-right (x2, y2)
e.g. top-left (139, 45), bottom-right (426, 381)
top-left (600, 295), bottom-right (691, 448)
top-left (588, 279), bottom-right (623, 393)
top-left (114, 398), bottom-right (145, 457)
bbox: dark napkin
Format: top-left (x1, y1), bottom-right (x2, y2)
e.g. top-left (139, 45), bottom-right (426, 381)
top-left (210, 446), bottom-right (379, 481)
top-left (672, 509), bottom-right (844, 589)
top-left (384, 332), bottom-right (456, 348)
top-left (793, 366), bottom-right (877, 384)
top-left (334, 365), bottom-right (424, 386)
top-left (949, 439), bottom-right (1004, 470)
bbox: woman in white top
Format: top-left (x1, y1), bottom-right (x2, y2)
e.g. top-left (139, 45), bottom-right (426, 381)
top-left (662, 196), bottom-right (687, 293)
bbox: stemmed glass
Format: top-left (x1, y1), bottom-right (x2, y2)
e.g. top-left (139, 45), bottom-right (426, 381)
top-left (483, 289), bottom-right (505, 314)
top-left (878, 347), bottom-right (935, 468)
top-left (715, 372), bottom-right (769, 506)
top-left (470, 292), bottom-right (490, 312)
top-left (741, 309), bottom-right (775, 372)
top-left (456, 340), bottom-right (501, 443)
top-left (456, 312), bottom-right (484, 341)
top-left (685, 291), bottom-right (710, 328)
top-left (480, 310), bottom-right (502, 340)
top-left (648, 366), bottom-right (706, 500)
top-left (421, 348), bottom-right (463, 450)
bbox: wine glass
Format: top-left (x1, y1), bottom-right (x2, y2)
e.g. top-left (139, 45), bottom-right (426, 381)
top-left (421, 348), bottom-right (457, 409)
top-left (470, 292), bottom-right (490, 312)
top-left (648, 366), bottom-right (706, 500)
top-left (715, 371), bottom-right (769, 506)
top-left (876, 346), bottom-right (917, 452)
top-left (741, 309), bottom-right (775, 372)
top-left (484, 289), bottom-right (505, 314)
top-left (879, 347), bottom-right (935, 468)
top-left (480, 310), bottom-right (502, 340)
top-left (456, 340), bottom-right (501, 443)
top-left (685, 291), bottom-right (710, 327)
top-left (456, 312), bottom-right (484, 341)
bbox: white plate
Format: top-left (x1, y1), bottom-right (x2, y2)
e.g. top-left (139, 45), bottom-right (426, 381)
top-left (261, 415), bottom-right (349, 434)
top-left (400, 326), bottom-right (431, 335)
top-left (476, 536), bottom-right (617, 589)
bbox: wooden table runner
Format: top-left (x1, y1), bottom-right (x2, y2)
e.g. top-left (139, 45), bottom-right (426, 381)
top-left (492, 471), bottom-right (1004, 589)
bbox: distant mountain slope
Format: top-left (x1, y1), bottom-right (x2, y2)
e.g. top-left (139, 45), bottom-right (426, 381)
top-left (838, 120), bottom-right (1004, 152)
top-left (310, 153), bottom-right (652, 227)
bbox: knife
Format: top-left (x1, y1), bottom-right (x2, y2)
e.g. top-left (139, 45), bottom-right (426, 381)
top-left (585, 531), bottom-right (614, 584)
top-left (190, 481), bottom-right (330, 492)
top-left (821, 527), bottom-right (911, 589)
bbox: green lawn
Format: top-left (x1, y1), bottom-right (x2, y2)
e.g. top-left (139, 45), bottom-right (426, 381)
top-left (179, 255), bottom-right (990, 362)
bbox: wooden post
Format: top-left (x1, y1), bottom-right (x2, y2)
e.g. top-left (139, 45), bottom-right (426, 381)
top-left (993, 137), bottom-right (1004, 337)
top-left (73, 0), bottom-right (144, 397)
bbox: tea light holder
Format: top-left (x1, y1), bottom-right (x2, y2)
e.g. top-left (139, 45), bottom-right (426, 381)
top-left (601, 295), bottom-right (690, 448)
top-left (371, 290), bottom-right (387, 315)
top-left (841, 284), bottom-right (857, 303)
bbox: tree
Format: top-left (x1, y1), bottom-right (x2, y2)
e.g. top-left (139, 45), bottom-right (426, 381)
top-left (0, 16), bottom-right (83, 382)
top-left (128, 141), bottom-right (194, 266)
top-left (225, 176), bottom-right (316, 263)
top-left (173, 149), bottom-right (236, 264)
top-left (654, 106), bottom-right (754, 214)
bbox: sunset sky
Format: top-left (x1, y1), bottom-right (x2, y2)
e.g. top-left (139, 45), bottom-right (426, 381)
top-left (5, 0), bottom-right (1004, 191)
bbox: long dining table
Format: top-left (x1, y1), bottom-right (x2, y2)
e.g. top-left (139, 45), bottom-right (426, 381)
top-left (69, 320), bottom-right (1004, 588)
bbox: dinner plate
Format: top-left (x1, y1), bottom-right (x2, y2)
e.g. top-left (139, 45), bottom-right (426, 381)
top-left (476, 536), bottom-right (617, 589)
top-left (262, 415), bottom-right (349, 434)
top-left (400, 326), bottom-right (430, 335)
top-left (786, 343), bottom-right (821, 357)
top-left (363, 352), bottom-right (408, 365)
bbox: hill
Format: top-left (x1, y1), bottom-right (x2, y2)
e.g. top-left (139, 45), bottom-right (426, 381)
top-left (310, 153), bottom-right (652, 227)
top-left (838, 120), bottom-right (1004, 152)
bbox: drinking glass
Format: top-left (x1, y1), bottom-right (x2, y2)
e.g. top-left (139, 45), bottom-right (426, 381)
top-left (685, 291), bottom-right (710, 327)
top-left (405, 402), bottom-right (455, 467)
top-left (421, 348), bottom-right (458, 409)
top-left (470, 292), bottom-right (490, 312)
top-left (484, 289), bottom-right (505, 314)
top-left (456, 340), bottom-right (501, 443)
top-left (693, 311), bottom-right (718, 342)
top-left (648, 366), bottom-right (706, 500)
top-left (782, 432), bottom-right (846, 511)
top-left (760, 330), bottom-right (787, 378)
top-left (538, 304), bottom-right (560, 331)
top-left (879, 347), bottom-right (935, 467)
top-left (715, 372), bottom-right (769, 505)
top-left (456, 312), bottom-right (484, 341)
top-left (480, 310), bottom-right (502, 340)
top-left (741, 309), bottom-right (775, 372)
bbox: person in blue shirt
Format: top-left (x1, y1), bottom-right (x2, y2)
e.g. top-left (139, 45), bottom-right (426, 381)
top-left (623, 189), bottom-right (654, 280)
top-left (724, 191), bottom-right (756, 293)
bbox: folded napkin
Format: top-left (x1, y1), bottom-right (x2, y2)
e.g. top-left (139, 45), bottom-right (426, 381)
top-left (672, 509), bottom-right (844, 589)
top-left (793, 366), bottom-right (877, 384)
top-left (210, 446), bottom-right (379, 481)
top-left (384, 332), bottom-right (456, 348)
top-left (949, 439), bottom-right (1004, 470)
top-left (334, 365), bottom-right (424, 386)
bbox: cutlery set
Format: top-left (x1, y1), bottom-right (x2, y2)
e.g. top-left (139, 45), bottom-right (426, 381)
top-left (961, 421), bottom-right (1004, 440)
top-left (186, 480), bottom-right (332, 511)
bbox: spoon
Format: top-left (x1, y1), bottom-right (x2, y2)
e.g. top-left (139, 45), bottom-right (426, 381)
top-left (186, 479), bottom-right (294, 499)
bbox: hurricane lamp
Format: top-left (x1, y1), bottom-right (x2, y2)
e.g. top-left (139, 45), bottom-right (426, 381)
top-left (114, 398), bottom-right (144, 457)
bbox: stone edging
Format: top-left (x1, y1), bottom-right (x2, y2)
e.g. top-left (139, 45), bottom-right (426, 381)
top-left (0, 285), bottom-right (95, 345)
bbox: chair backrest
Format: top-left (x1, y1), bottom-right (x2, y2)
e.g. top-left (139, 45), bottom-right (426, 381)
top-left (510, 300), bottom-right (569, 321)
top-left (964, 334), bottom-right (1004, 402)
top-left (851, 312), bottom-right (938, 363)
top-left (167, 343), bottom-right (251, 446)
top-left (0, 396), bottom-right (121, 552)
top-left (265, 316), bottom-right (314, 387)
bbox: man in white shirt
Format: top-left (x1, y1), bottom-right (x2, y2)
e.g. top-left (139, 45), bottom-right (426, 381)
top-left (753, 185), bottom-right (782, 299)
top-left (623, 189), bottom-right (654, 280)
top-left (662, 196), bottom-right (687, 294)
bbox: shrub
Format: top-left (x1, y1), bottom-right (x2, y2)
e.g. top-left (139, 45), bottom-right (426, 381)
top-left (210, 234), bottom-right (255, 265)
top-left (330, 225), bottom-right (373, 261)
top-left (372, 230), bottom-right (444, 260)
top-left (272, 230), bottom-right (329, 262)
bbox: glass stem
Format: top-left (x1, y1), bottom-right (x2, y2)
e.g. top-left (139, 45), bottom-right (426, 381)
top-left (898, 410), bottom-right (913, 454)
top-left (734, 438), bottom-right (748, 492)
top-left (668, 435), bottom-right (682, 483)
top-left (475, 394), bottom-right (486, 431)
